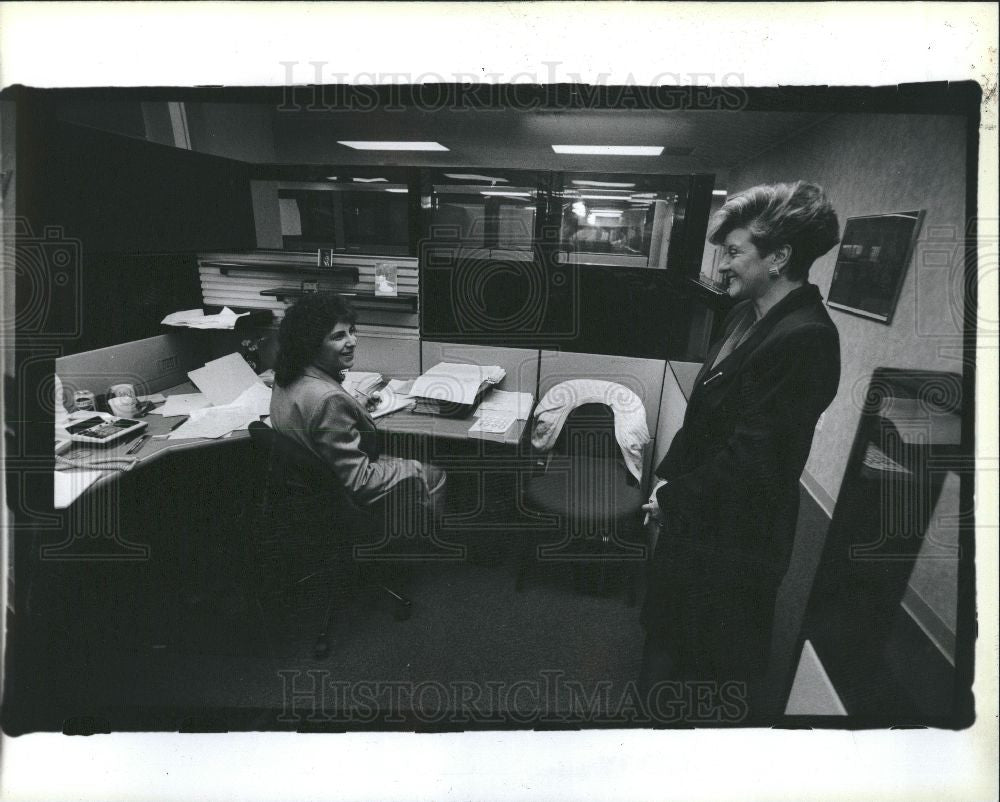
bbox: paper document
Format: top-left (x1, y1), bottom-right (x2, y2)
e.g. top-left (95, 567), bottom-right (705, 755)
top-left (167, 405), bottom-right (260, 440)
top-left (138, 393), bottom-right (166, 404)
top-left (161, 307), bottom-right (250, 330)
top-left (371, 385), bottom-right (416, 419)
top-left (386, 379), bottom-right (415, 397)
top-left (342, 371), bottom-right (385, 400)
top-left (188, 353), bottom-right (265, 406)
top-left (411, 362), bottom-right (506, 405)
top-left (230, 382), bottom-right (272, 416)
top-left (468, 412), bottom-right (517, 440)
top-left (153, 392), bottom-right (211, 417)
top-left (475, 390), bottom-right (533, 421)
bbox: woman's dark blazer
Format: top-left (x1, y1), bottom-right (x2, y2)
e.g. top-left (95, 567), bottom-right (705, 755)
top-left (642, 283), bottom-right (840, 680)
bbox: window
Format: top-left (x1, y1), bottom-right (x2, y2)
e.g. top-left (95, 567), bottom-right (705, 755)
top-left (556, 175), bottom-right (682, 268)
top-left (277, 182), bottom-right (411, 256)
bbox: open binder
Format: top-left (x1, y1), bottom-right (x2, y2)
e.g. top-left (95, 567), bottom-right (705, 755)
top-left (410, 362), bottom-right (506, 418)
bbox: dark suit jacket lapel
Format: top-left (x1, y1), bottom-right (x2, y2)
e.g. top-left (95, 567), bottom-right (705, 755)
top-left (690, 285), bottom-right (823, 405)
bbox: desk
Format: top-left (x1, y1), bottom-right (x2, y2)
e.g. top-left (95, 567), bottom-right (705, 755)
top-left (57, 380), bottom-right (530, 508)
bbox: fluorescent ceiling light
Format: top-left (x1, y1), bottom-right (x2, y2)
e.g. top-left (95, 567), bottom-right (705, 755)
top-left (338, 140), bottom-right (449, 151)
top-left (385, 188), bottom-right (408, 193)
top-left (712, 190), bottom-right (728, 196)
top-left (326, 176), bottom-right (338, 181)
top-left (580, 194), bottom-right (635, 201)
top-left (445, 173), bottom-right (508, 183)
top-left (552, 145), bottom-right (664, 156)
top-left (571, 180), bottom-right (636, 188)
top-left (481, 191), bottom-right (532, 198)
top-left (591, 210), bottom-right (623, 217)
top-left (352, 177), bottom-right (388, 183)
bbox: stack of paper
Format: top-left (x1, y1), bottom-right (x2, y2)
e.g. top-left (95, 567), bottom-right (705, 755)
top-left (475, 390), bottom-right (533, 421)
top-left (188, 353), bottom-right (265, 406)
top-left (161, 307), bottom-right (250, 330)
top-left (153, 352), bottom-right (273, 439)
top-left (411, 362), bottom-right (506, 406)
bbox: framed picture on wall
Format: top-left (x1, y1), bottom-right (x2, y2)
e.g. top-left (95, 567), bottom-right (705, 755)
top-left (826, 210), bottom-right (925, 324)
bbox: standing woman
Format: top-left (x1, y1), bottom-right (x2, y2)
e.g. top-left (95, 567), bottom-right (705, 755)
top-left (640, 181), bottom-right (842, 708)
top-left (270, 292), bottom-right (445, 512)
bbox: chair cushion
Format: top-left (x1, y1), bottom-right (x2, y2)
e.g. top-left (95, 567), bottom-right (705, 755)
top-left (524, 455), bottom-right (644, 525)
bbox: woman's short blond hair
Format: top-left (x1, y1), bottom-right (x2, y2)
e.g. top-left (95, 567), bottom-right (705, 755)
top-left (708, 181), bottom-right (841, 280)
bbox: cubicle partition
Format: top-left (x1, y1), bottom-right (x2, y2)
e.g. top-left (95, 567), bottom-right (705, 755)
top-left (355, 327), bottom-right (421, 379)
top-left (55, 331), bottom-right (213, 401)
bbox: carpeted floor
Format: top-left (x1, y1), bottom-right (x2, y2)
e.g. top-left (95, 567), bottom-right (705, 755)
top-left (6, 532), bottom-right (652, 732)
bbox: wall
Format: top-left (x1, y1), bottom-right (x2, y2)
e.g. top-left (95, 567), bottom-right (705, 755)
top-left (186, 103), bottom-right (277, 163)
top-left (729, 113), bottom-right (967, 506)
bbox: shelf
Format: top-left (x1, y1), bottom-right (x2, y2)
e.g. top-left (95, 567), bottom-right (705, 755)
top-left (201, 260), bottom-right (360, 283)
top-left (260, 287), bottom-right (417, 311)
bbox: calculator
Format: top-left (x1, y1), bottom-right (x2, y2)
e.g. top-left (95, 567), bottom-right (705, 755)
top-left (65, 414), bottom-right (148, 445)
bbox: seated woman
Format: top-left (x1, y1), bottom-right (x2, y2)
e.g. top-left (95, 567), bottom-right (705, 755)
top-left (269, 292), bottom-right (445, 516)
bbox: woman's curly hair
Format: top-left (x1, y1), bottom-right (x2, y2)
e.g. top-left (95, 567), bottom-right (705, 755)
top-left (273, 292), bottom-right (357, 387)
top-left (708, 181), bottom-right (841, 280)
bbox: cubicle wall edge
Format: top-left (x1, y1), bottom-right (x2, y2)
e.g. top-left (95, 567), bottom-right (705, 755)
top-left (54, 331), bottom-right (215, 399)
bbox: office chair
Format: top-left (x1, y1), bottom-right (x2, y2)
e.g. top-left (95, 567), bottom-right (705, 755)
top-left (518, 402), bottom-right (646, 603)
top-left (247, 421), bottom-right (412, 659)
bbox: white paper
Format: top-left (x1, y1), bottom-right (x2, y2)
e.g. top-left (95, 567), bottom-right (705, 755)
top-left (229, 382), bottom-right (272, 416)
top-left (468, 412), bottom-right (517, 435)
top-left (166, 405), bottom-right (260, 440)
top-left (153, 392), bottom-right (211, 417)
top-left (475, 390), bottom-right (533, 421)
top-left (410, 362), bottom-right (506, 405)
top-left (342, 371), bottom-right (384, 399)
top-left (54, 469), bottom-right (105, 509)
top-left (188, 353), bottom-right (264, 406)
top-left (386, 378), bottom-right (415, 395)
top-left (160, 306), bottom-right (250, 330)
top-left (138, 393), bottom-right (166, 404)
top-left (370, 386), bottom-right (416, 419)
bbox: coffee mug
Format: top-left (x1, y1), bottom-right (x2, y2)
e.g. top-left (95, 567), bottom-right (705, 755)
top-left (109, 395), bottom-right (138, 418)
top-left (108, 383), bottom-right (137, 400)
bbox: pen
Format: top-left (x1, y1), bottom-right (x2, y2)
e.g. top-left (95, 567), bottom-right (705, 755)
top-left (168, 416), bottom-right (189, 431)
top-left (125, 434), bottom-right (151, 455)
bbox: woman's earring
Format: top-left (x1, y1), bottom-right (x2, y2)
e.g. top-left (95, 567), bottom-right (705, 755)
top-left (768, 263), bottom-right (782, 279)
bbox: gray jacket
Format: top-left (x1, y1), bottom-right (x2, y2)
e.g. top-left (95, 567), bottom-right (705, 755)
top-left (269, 366), bottom-right (425, 505)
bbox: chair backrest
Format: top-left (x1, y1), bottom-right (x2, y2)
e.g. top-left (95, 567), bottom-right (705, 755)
top-left (247, 421), bottom-right (369, 563)
top-left (552, 402), bottom-right (619, 460)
